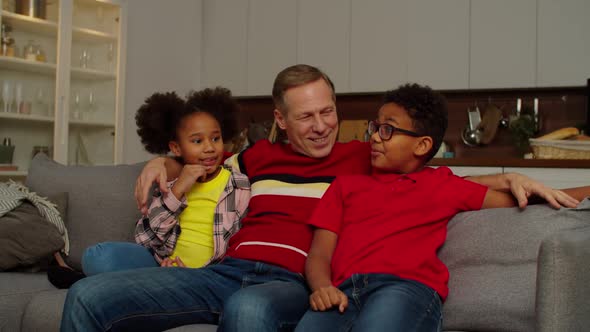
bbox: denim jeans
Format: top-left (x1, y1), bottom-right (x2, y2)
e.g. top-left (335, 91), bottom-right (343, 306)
top-left (82, 241), bottom-right (158, 276)
top-left (295, 274), bottom-right (442, 332)
top-left (60, 257), bottom-right (310, 332)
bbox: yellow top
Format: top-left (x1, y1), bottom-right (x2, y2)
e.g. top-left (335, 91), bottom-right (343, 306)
top-left (170, 168), bottom-right (230, 267)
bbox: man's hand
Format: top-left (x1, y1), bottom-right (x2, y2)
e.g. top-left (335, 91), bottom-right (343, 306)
top-left (504, 173), bottom-right (579, 209)
top-left (309, 286), bottom-right (348, 313)
top-left (135, 157), bottom-right (168, 215)
top-left (171, 165), bottom-right (212, 199)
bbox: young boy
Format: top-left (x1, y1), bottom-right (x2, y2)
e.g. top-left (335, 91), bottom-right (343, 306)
top-left (294, 83), bottom-right (523, 332)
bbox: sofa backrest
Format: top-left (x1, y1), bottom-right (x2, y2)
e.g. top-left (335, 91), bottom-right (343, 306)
top-left (440, 200), bottom-right (590, 331)
top-left (26, 154), bottom-right (146, 271)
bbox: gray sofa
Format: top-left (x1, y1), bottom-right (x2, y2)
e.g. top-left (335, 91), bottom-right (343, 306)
top-left (1, 154), bottom-right (589, 332)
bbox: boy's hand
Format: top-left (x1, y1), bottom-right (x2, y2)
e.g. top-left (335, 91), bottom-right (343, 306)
top-left (171, 165), bottom-right (211, 199)
top-left (309, 286), bottom-right (348, 313)
top-left (135, 157), bottom-right (168, 215)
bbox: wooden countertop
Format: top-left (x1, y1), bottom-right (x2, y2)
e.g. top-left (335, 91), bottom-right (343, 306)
top-left (428, 158), bottom-right (590, 168)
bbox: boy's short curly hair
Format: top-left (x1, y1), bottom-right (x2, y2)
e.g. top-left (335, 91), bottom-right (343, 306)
top-left (135, 87), bottom-right (240, 155)
top-left (383, 83), bottom-right (448, 162)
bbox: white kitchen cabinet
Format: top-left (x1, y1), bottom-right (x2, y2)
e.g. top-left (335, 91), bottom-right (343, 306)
top-left (0, 0), bottom-right (126, 178)
top-left (298, 0), bottom-right (351, 93)
top-left (407, 0), bottom-right (470, 90)
top-left (504, 167), bottom-right (590, 190)
top-left (446, 166), bottom-right (503, 177)
top-left (537, 0), bottom-right (590, 87)
top-left (201, 0), bottom-right (248, 95)
top-left (247, 0), bottom-right (296, 96)
top-left (350, 0), bottom-right (406, 92)
top-left (469, 0), bottom-right (536, 89)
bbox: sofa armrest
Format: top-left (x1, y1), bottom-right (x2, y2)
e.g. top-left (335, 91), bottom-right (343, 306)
top-left (536, 226), bottom-right (590, 332)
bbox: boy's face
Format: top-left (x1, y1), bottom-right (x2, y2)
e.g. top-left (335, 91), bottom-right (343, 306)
top-left (370, 103), bottom-right (429, 173)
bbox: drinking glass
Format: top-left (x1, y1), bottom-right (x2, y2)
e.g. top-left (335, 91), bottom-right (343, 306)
top-left (71, 91), bottom-right (81, 120)
top-left (86, 91), bottom-right (96, 121)
top-left (34, 87), bottom-right (48, 116)
top-left (2, 81), bottom-right (13, 113)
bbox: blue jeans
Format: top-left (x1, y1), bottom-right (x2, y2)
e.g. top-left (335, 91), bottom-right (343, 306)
top-left (60, 257), bottom-right (310, 332)
top-left (295, 274), bottom-right (442, 332)
top-left (82, 241), bottom-right (158, 276)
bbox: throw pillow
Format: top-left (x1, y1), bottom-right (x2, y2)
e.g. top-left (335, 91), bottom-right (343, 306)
top-left (25, 154), bottom-right (146, 271)
top-left (0, 192), bottom-right (68, 271)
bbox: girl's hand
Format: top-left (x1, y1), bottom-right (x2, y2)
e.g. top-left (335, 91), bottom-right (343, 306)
top-left (160, 256), bottom-right (187, 268)
top-left (309, 286), bottom-right (348, 313)
top-left (171, 165), bottom-right (211, 199)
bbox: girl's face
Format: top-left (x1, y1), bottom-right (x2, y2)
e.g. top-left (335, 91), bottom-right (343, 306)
top-left (169, 112), bottom-right (224, 175)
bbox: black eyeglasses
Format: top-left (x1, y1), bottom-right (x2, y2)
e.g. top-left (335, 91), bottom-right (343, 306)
top-left (368, 121), bottom-right (422, 141)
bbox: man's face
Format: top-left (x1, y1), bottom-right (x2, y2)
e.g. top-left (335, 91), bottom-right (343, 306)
top-left (274, 79), bottom-right (339, 159)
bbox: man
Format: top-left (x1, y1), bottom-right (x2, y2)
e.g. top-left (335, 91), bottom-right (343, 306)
top-left (61, 64), bottom-right (581, 332)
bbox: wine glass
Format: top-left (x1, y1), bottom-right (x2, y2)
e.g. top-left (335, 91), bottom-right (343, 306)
top-left (86, 91), bottom-right (96, 121)
top-left (71, 91), bottom-right (81, 120)
top-left (34, 87), bottom-right (48, 116)
top-left (106, 43), bottom-right (114, 72)
top-left (2, 81), bottom-right (13, 113)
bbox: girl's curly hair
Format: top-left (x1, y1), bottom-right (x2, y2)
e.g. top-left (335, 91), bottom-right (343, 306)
top-left (135, 87), bottom-right (240, 155)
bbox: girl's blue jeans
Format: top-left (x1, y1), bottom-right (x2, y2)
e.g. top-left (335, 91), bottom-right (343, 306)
top-left (82, 241), bottom-right (158, 276)
top-left (60, 257), bottom-right (309, 332)
top-left (295, 274), bottom-right (442, 332)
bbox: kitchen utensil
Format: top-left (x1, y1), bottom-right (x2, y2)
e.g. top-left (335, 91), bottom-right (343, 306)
top-left (461, 106), bottom-right (483, 147)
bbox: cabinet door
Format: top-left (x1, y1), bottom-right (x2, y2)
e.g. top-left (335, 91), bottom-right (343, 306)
top-left (63, 0), bottom-right (125, 166)
top-left (247, 0), bottom-right (296, 96)
top-left (298, 0), bottom-right (351, 93)
top-left (0, 0), bottom-right (60, 178)
top-left (504, 167), bottom-right (590, 189)
top-left (201, 0), bottom-right (248, 95)
top-left (350, 0), bottom-right (406, 92)
top-left (469, 0), bottom-right (536, 89)
top-left (537, 0), bottom-right (590, 87)
top-left (408, 0), bottom-right (469, 90)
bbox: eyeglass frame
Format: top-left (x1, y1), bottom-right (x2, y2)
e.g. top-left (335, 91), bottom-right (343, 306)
top-left (368, 120), bottom-right (422, 141)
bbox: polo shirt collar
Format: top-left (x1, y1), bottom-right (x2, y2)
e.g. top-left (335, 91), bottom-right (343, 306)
top-left (371, 167), bottom-right (431, 183)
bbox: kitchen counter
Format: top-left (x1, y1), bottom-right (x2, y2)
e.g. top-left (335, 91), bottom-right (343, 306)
top-left (428, 158), bottom-right (590, 168)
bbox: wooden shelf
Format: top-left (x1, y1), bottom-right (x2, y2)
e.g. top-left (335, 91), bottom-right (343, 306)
top-left (0, 112), bottom-right (54, 123)
top-left (1, 11), bottom-right (58, 37)
top-left (72, 26), bottom-right (117, 43)
top-left (0, 171), bottom-right (27, 177)
top-left (428, 157), bottom-right (590, 168)
top-left (69, 119), bottom-right (114, 127)
top-left (71, 66), bottom-right (116, 80)
top-left (0, 55), bottom-right (56, 76)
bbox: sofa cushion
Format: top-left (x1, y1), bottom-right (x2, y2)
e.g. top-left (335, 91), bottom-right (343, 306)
top-left (0, 192), bottom-right (68, 271)
top-left (439, 198), bottom-right (590, 332)
top-left (0, 272), bottom-right (55, 332)
top-left (22, 289), bottom-right (67, 332)
top-left (26, 154), bottom-right (146, 271)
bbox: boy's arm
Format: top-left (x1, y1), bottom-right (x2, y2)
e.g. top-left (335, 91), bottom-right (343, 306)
top-left (135, 157), bottom-right (183, 215)
top-left (481, 186), bottom-right (590, 209)
top-left (305, 228), bottom-right (348, 312)
top-left (466, 172), bottom-right (580, 209)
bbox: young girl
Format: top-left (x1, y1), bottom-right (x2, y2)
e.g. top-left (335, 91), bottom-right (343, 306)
top-left (82, 87), bottom-right (250, 275)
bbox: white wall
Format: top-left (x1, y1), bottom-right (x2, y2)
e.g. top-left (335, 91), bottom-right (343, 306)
top-left (122, 0), bottom-right (202, 164)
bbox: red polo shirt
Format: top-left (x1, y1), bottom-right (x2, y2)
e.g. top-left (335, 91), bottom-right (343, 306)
top-left (308, 166), bottom-right (487, 300)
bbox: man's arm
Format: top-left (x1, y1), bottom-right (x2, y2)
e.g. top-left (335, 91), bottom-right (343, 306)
top-left (466, 172), bottom-right (580, 209)
top-left (305, 228), bottom-right (348, 312)
top-left (134, 157), bottom-right (183, 215)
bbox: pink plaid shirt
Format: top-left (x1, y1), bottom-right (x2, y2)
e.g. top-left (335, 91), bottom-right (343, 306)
top-left (134, 169), bottom-right (250, 265)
